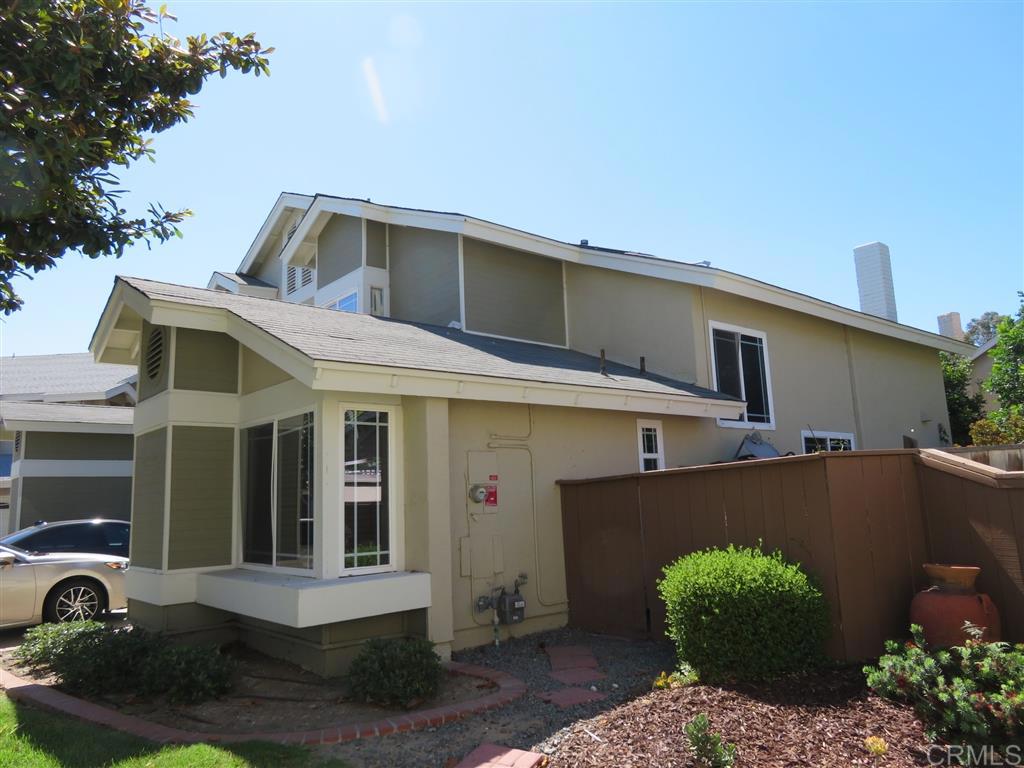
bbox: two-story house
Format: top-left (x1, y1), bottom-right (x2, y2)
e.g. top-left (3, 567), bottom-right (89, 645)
top-left (90, 193), bottom-right (971, 674)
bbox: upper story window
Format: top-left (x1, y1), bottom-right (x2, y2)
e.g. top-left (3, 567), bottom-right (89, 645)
top-left (710, 322), bottom-right (774, 429)
top-left (369, 286), bottom-right (384, 316)
top-left (636, 419), bottom-right (665, 471)
top-left (328, 291), bottom-right (358, 313)
top-left (802, 430), bottom-right (855, 453)
top-left (241, 412), bottom-right (315, 571)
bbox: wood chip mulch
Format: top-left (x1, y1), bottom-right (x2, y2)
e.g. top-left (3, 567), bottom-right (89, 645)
top-left (544, 667), bottom-right (931, 767)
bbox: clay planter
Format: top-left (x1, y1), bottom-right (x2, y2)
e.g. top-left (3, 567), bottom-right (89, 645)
top-left (910, 564), bottom-right (1001, 648)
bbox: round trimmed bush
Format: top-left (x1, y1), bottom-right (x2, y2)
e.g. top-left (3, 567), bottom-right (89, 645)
top-left (348, 637), bottom-right (444, 708)
top-left (658, 545), bottom-right (830, 682)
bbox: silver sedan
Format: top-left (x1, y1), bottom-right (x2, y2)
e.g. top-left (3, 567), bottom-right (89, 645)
top-left (0, 544), bottom-right (127, 628)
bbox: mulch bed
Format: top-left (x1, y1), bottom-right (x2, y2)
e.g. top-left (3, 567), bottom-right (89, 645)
top-left (543, 667), bottom-right (931, 767)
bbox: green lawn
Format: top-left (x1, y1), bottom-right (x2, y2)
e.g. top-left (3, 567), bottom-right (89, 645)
top-left (0, 694), bottom-right (348, 768)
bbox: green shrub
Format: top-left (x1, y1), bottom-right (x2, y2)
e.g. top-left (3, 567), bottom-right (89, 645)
top-left (657, 545), bottom-right (830, 682)
top-left (684, 713), bottom-right (737, 768)
top-left (348, 637), bottom-right (444, 708)
top-left (864, 624), bottom-right (1024, 754)
top-left (15, 622), bottom-right (233, 703)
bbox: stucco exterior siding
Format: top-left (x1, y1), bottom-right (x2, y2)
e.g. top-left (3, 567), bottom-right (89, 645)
top-left (138, 322), bottom-right (169, 401)
top-left (17, 476), bottom-right (131, 527)
top-left (24, 432), bottom-right (133, 461)
top-left (131, 428), bottom-right (167, 569)
top-left (388, 226), bottom-right (460, 327)
top-left (174, 328), bottom-right (239, 394)
top-left (317, 214), bottom-right (363, 288)
top-left (463, 238), bottom-right (566, 346)
top-left (167, 425), bottom-right (234, 569)
top-left (565, 262), bottom-right (700, 383)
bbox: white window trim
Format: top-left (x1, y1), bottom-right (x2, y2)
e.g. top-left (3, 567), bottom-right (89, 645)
top-left (800, 430), bottom-right (856, 453)
top-left (325, 290), bottom-right (359, 313)
top-left (708, 320), bottom-right (776, 431)
top-left (636, 418), bottom-right (665, 472)
top-left (339, 404), bottom-right (403, 578)
top-left (238, 407), bottom-right (317, 576)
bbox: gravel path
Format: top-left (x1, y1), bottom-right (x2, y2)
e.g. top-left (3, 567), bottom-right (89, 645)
top-left (318, 628), bottom-right (674, 768)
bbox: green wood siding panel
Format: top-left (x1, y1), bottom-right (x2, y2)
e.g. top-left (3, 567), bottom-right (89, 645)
top-left (240, 345), bottom-right (292, 395)
top-left (24, 431), bottom-right (133, 461)
top-left (463, 238), bottom-right (566, 346)
top-left (366, 220), bottom-right (387, 269)
top-left (388, 226), bottom-right (460, 326)
top-left (317, 214), bottom-right (362, 288)
top-left (138, 321), bottom-right (169, 401)
top-left (131, 428), bottom-right (167, 569)
top-left (173, 328), bottom-right (239, 394)
top-left (18, 476), bottom-right (131, 527)
top-left (167, 425), bottom-right (234, 569)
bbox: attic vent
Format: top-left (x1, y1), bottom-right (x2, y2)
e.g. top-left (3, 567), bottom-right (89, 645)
top-left (145, 327), bottom-right (166, 380)
top-left (286, 222), bottom-right (299, 242)
top-left (301, 267), bottom-right (313, 287)
top-left (286, 265), bottom-right (297, 294)
top-left (14, 431), bottom-right (21, 455)
top-left (286, 265), bottom-right (313, 295)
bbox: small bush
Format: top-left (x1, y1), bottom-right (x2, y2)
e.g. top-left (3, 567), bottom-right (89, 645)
top-left (684, 713), bottom-right (737, 768)
top-left (658, 545), bottom-right (830, 682)
top-left (348, 637), bottom-right (443, 708)
top-left (15, 622), bottom-right (233, 703)
top-left (864, 624), bottom-right (1024, 755)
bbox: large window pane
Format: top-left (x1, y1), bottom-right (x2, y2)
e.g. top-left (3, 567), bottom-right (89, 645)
top-left (241, 423), bottom-right (273, 565)
top-left (276, 413), bottom-right (314, 570)
top-left (344, 410), bottom-right (389, 570)
top-left (712, 329), bottom-right (742, 399)
top-left (740, 334), bottom-right (770, 423)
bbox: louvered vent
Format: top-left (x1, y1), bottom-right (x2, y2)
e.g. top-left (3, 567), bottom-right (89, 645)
top-left (286, 222), bottom-right (299, 242)
top-left (145, 327), bottom-right (165, 380)
top-left (301, 267), bottom-right (314, 287)
top-left (14, 431), bottom-right (21, 456)
top-left (286, 266), bottom-right (298, 294)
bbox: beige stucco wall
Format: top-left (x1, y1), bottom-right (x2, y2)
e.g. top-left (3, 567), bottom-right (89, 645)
top-left (317, 214), bottom-right (363, 288)
top-left (388, 226), bottom-right (460, 327)
top-left (463, 238), bottom-right (566, 346)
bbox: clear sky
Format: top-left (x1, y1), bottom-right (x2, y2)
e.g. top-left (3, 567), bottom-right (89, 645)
top-left (4, 0), bottom-right (1022, 357)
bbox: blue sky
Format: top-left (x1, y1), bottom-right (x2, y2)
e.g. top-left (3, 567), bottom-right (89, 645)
top-left (5, 1), bottom-right (1022, 356)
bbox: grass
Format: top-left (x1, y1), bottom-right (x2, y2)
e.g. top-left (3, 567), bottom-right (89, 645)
top-left (0, 694), bottom-right (348, 768)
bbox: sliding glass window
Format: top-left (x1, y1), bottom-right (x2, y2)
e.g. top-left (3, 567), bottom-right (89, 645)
top-left (241, 412), bottom-right (315, 571)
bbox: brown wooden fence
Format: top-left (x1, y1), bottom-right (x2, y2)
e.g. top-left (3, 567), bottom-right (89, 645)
top-left (558, 449), bottom-right (1024, 661)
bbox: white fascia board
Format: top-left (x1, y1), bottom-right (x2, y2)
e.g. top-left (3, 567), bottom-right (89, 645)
top-left (238, 193), bottom-right (314, 275)
top-left (312, 361), bottom-right (744, 419)
top-left (104, 381), bottom-right (138, 404)
top-left (2, 419), bottom-right (132, 434)
top-left (206, 273), bottom-right (240, 293)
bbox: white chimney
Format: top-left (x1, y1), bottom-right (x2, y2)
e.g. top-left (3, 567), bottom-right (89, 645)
top-left (937, 312), bottom-right (964, 340)
top-left (853, 241), bottom-right (898, 322)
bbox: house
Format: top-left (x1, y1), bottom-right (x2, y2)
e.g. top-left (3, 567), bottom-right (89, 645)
top-left (969, 336), bottom-right (1000, 413)
top-left (90, 193), bottom-right (971, 674)
top-left (0, 354), bottom-right (136, 533)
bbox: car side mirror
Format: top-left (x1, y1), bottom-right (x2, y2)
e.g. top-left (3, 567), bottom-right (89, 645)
top-left (0, 554), bottom-right (15, 570)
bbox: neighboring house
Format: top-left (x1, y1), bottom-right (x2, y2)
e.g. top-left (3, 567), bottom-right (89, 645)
top-left (89, 193), bottom-right (971, 674)
top-left (0, 353), bottom-right (136, 532)
top-left (969, 336), bottom-right (1000, 413)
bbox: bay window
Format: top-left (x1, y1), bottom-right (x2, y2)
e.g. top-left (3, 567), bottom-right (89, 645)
top-left (242, 412), bottom-right (315, 570)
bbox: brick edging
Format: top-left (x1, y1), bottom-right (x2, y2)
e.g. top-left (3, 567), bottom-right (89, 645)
top-left (0, 660), bottom-right (526, 746)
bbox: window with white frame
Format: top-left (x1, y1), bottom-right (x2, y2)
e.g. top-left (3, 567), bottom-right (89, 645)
top-left (328, 291), bottom-right (358, 313)
top-left (710, 323), bottom-right (774, 427)
top-left (241, 412), bottom-right (315, 570)
top-left (801, 430), bottom-right (855, 453)
top-left (343, 409), bottom-right (393, 571)
top-left (369, 286), bottom-right (384, 316)
top-left (637, 419), bottom-right (665, 471)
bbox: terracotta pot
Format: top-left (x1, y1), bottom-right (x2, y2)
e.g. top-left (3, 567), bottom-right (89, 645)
top-left (910, 564), bottom-right (1001, 648)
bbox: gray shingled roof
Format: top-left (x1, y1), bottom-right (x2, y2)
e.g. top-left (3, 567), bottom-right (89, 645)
top-left (0, 400), bottom-right (134, 427)
top-left (121, 277), bottom-right (738, 402)
top-left (0, 353), bottom-right (135, 399)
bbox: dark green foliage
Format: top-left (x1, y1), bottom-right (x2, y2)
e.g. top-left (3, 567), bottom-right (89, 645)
top-left (0, 0), bottom-right (272, 312)
top-left (347, 637), bottom-right (444, 708)
top-left (939, 351), bottom-right (985, 445)
top-left (15, 621), bottom-right (233, 703)
top-left (684, 713), bottom-right (737, 768)
top-left (864, 624), bottom-right (1024, 755)
top-left (658, 545), bottom-right (830, 682)
top-left (987, 296), bottom-right (1024, 410)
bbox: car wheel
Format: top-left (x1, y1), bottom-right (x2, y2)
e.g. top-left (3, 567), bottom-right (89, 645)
top-left (43, 578), bottom-right (107, 623)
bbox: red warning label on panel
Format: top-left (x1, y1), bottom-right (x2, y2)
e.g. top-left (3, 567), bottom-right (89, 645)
top-left (489, 474), bottom-right (499, 482)
top-left (484, 485), bottom-right (498, 506)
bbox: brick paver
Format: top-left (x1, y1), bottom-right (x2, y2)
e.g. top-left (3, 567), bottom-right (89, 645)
top-left (547, 667), bottom-right (606, 686)
top-left (453, 742), bottom-right (547, 768)
top-left (544, 645), bottom-right (600, 671)
top-left (0, 661), bottom-right (525, 746)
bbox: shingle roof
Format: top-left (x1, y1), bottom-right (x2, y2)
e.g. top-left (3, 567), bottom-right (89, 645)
top-left (0, 400), bottom-right (134, 427)
top-left (0, 353), bottom-right (135, 399)
top-left (121, 277), bottom-right (737, 403)
top-left (214, 271), bottom-right (275, 288)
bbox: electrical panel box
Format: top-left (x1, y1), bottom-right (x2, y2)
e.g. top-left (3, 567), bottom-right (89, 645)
top-left (497, 591), bottom-right (525, 625)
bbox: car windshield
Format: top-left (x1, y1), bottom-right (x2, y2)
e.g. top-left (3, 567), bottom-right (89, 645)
top-left (0, 529), bottom-right (41, 553)
top-left (0, 542), bottom-right (25, 557)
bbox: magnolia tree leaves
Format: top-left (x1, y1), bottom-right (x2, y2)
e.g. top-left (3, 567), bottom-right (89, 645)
top-left (0, 0), bottom-right (273, 312)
